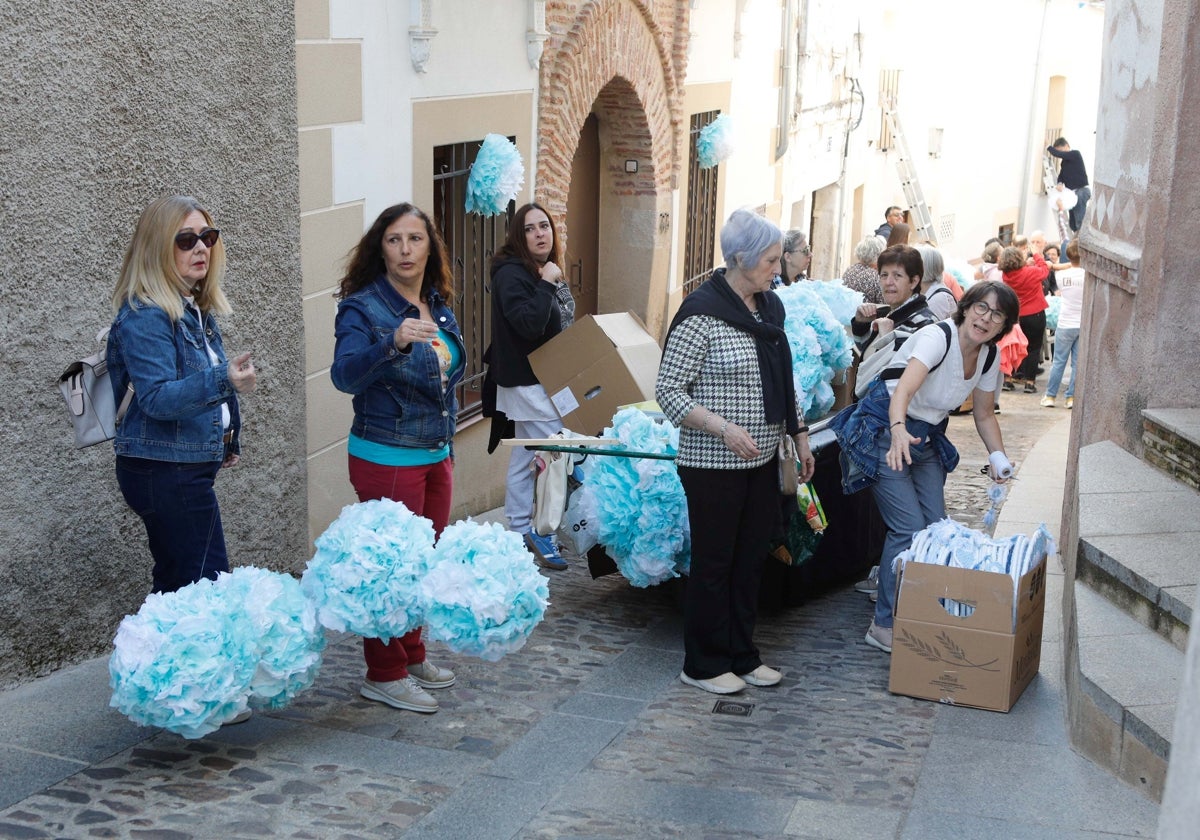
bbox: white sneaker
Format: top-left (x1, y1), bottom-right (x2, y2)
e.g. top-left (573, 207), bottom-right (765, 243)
top-left (1040, 395), bottom-right (1056, 408)
top-left (361, 677), bottom-right (439, 713)
top-left (679, 671), bottom-right (745, 694)
top-left (739, 665), bottom-right (782, 687)
top-left (408, 660), bottom-right (456, 689)
top-left (854, 565), bottom-right (879, 594)
top-left (865, 621), bottom-right (893, 653)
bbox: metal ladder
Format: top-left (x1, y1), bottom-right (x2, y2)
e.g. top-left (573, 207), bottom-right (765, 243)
top-left (882, 100), bottom-right (937, 245)
top-left (1041, 152), bottom-right (1059, 194)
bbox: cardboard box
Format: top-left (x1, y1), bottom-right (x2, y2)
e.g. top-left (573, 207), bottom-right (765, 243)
top-left (528, 313), bottom-right (662, 435)
top-left (889, 560), bottom-right (1047, 713)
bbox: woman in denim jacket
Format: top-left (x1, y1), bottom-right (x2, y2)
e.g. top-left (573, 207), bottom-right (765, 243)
top-left (332, 203), bottom-right (464, 715)
top-left (108, 195), bottom-right (257, 595)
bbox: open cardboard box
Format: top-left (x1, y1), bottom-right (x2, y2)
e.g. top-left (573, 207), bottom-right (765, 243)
top-left (528, 312), bottom-right (662, 436)
top-left (889, 559), bottom-right (1047, 713)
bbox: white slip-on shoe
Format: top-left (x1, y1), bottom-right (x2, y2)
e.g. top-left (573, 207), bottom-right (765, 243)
top-left (739, 665), bottom-right (782, 687)
top-left (679, 671), bottom-right (746, 694)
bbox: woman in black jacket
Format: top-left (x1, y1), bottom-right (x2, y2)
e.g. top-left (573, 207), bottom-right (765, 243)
top-left (489, 203), bottom-right (575, 570)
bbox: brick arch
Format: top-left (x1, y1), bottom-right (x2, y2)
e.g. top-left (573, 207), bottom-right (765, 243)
top-left (535, 0), bottom-right (684, 218)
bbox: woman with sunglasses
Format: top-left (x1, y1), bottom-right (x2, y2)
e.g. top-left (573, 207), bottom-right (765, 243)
top-left (830, 280), bottom-right (1018, 655)
top-left (332, 203), bottom-right (463, 715)
top-left (107, 195), bottom-right (256, 595)
top-left (775, 229), bottom-right (811, 286)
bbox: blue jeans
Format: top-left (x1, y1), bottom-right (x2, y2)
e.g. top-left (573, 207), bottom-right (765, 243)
top-left (1046, 327), bottom-right (1079, 398)
top-left (869, 435), bottom-right (947, 628)
top-left (115, 456), bottom-right (229, 594)
top-left (1069, 186), bottom-right (1091, 232)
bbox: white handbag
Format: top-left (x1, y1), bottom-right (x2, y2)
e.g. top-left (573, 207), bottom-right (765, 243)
top-left (531, 434), bottom-right (571, 536)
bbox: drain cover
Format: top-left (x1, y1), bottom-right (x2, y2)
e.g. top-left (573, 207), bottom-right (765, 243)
top-left (712, 699), bottom-right (754, 717)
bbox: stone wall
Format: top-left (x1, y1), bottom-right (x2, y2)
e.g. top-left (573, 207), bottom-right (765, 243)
top-left (0, 4), bottom-right (305, 686)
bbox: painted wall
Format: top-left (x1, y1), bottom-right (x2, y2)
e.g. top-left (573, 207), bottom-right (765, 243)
top-left (0, 4), bottom-right (304, 686)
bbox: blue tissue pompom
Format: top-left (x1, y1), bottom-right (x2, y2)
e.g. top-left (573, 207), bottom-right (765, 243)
top-left (774, 282), bottom-right (858, 420)
top-left (420, 520), bottom-right (549, 661)
top-left (109, 567), bottom-right (326, 738)
top-left (301, 498), bottom-right (436, 641)
top-left (1045, 295), bottom-right (1062, 331)
top-left (696, 114), bottom-right (735, 169)
top-left (465, 134), bottom-right (525, 216)
top-left (590, 409), bottom-right (691, 587)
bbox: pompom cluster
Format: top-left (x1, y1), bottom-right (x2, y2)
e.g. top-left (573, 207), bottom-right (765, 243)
top-left (109, 568), bottom-right (325, 739)
top-left (590, 408), bottom-right (691, 587)
top-left (696, 114), bottom-right (735, 169)
top-left (1045, 295), bottom-right (1062, 331)
top-left (775, 281), bottom-right (859, 420)
top-left (465, 134), bottom-right (525, 216)
top-left (301, 498), bottom-right (436, 641)
top-left (420, 520), bottom-right (550, 661)
top-left (897, 519), bottom-right (1055, 624)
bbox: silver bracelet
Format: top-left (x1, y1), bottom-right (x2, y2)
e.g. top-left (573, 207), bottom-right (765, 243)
top-left (719, 419), bottom-right (729, 440)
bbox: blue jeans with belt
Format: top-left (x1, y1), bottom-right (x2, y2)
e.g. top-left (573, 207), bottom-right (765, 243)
top-left (115, 456), bottom-right (229, 594)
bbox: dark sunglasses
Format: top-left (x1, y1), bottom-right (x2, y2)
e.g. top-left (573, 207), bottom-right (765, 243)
top-left (174, 228), bottom-right (220, 251)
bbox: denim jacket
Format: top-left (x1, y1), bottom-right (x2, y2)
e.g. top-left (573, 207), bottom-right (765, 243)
top-left (331, 276), bottom-right (465, 449)
top-left (107, 299), bottom-right (241, 463)
top-left (828, 378), bottom-right (959, 494)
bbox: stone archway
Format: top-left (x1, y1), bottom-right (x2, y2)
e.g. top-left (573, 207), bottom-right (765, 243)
top-left (535, 0), bottom-right (688, 333)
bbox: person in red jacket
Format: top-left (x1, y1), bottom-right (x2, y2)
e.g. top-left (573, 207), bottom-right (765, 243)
top-left (998, 246), bottom-right (1049, 393)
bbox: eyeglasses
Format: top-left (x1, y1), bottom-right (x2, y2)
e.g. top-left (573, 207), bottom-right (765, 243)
top-left (788, 247), bottom-right (811, 256)
top-left (174, 228), bottom-right (220, 251)
top-left (970, 300), bottom-right (1006, 324)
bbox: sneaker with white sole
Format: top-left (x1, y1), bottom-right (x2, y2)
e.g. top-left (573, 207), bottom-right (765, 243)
top-left (739, 665), bottom-right (782, 687)
top-left (408, 660), bottom-right (455, 690)
top-left (524, 531), bottom-right (567, 571)
top-left (854, 565), bottom-right (879, 594)
top-left (1040, 395), bottom-right (1056, 408)
top-left (865, 621), bottom-right (893, 653)
top-left (679, 671), bottom-right (746, 694)
top-left (1066, 397), bottom-right (1074, 409)
top-left (361, 677), bottom-right (439, 713)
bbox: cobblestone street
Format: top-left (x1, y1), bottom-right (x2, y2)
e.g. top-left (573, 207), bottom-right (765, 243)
top-left (0, 390), bottom-right (1153, 839)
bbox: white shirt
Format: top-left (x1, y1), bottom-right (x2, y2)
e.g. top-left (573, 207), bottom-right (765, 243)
top-left (884, 321), bottom-right (1003, 423)
top-left (1056, 267), bottom-right (1085, 330)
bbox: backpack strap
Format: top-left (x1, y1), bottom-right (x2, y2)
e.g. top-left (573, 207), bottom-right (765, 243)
top-left (879, 321), bottom-right (954, 382)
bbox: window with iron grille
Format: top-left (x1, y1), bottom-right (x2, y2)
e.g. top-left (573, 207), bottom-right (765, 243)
top-left (879, 69), bottom-right (901, 151)
top-left (433, 140), bottom-right (515, 423)
top-left (683, 110), bottom-right (720, 297)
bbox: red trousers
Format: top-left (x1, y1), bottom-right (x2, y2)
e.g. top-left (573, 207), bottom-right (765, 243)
top-left (349, 454), bottom-right (453, 682)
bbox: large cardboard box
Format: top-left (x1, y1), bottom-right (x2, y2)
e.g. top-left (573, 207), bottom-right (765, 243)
top-left (528, 313), bottom-right (662, 435)
top-left (889, 560), bottom-right (1047, 713)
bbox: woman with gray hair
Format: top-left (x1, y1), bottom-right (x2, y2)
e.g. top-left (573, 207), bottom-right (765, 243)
top-left (841, 236), bottom-right (885, 302)
top-left (776, 229), bottom-right (810, 285)
top-left (656, 208), bottom-right (815, 695)
top-left (914, 243), bottom-right (957, 319)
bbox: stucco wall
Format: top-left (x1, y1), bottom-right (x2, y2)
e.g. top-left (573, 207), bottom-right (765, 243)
top-left (0, 4), bottom-right (305, 687)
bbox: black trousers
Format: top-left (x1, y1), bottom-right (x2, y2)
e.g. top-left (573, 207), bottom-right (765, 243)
top-left (1017, 310), bottom-right (1047, 382)
top-left (678, 459), bottom-right (778, 679)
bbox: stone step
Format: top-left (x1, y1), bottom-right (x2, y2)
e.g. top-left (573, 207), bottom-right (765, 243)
top-left (1143, 408), bottom-right (1200, 493)
top-left (1077, 440), bottom-right (1198, 650)
top-left (1069, 580), bottom-right (1182, 799)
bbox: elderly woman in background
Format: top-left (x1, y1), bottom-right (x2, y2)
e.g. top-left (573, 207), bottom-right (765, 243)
top-left (914, 244), bottom-right (957, 319)
top-left (841, 235), bottom-right (885, 303)
top-left (999, 244), bottom-right (1049, 393)
top-left (332, 202), bottom-right (464, 714)
top-left (656, 209), bottom-right (814, 696)
top-left (832, 281), bottom-right (1019, 653)
top-left (977, 240), bottom-right (1003, 282)
top-left (850, 245), bottom-right (938, 357)
top-left (775, 228), bottom-right (811, 285)
top-left (108, 195), bottom-right (257, 596)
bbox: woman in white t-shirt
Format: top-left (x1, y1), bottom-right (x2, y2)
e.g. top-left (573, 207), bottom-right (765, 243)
top-left (830, 280), bottom-right (1020, 654)
top-left (1042, 239), bottom-right (1085, 409)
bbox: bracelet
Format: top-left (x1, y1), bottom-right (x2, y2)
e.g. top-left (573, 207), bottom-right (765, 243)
top-left (797, 425), bottom-right (810, 435)
top-left (719, 419), bottom-right (729, 440)
top-left (891, 421), bottom-right (905, 428)
top-left (703, 413), bottom-right (712, 434)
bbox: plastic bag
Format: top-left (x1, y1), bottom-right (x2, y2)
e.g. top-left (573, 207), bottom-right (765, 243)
top-left (557, 483), bottom-right (598, 556)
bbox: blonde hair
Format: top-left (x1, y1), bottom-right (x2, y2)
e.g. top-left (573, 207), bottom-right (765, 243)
top-left (111, 195), bottom-right (231, 321)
